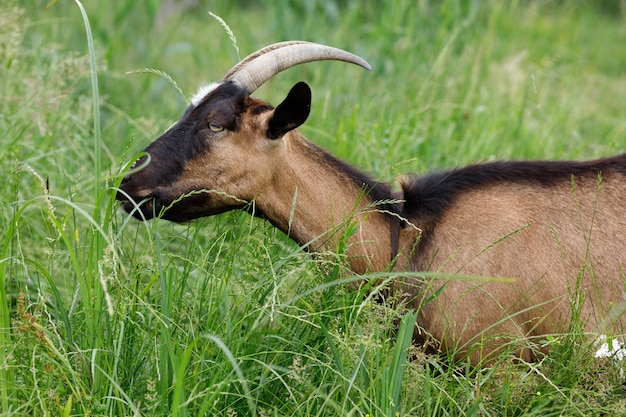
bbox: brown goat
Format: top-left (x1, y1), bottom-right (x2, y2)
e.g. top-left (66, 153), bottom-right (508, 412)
top-left (117, 41), bottom-right (626, 363)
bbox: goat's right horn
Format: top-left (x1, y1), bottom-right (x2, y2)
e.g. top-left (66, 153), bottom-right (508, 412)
top-left (222, 41), bottom-right (372, 94)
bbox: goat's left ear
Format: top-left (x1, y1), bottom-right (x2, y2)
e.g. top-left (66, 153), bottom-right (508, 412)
top-left (267, 81), bottom-right (311, 139)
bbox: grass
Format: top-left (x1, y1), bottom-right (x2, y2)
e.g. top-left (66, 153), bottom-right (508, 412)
top-left (2, 0), bottom-right (626, 415)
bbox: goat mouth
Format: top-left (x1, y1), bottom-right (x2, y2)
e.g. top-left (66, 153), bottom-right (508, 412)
top-left (116, 189), bottom-right (247, 223)
top-left (115, 193), bottom-right (203, 223)
top-left (117, 196), bottom-right (160, 221)
top-left (114, 187), bottom-right (159, 219)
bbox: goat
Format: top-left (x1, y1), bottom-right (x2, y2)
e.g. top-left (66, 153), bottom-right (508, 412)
top-left (117, 41), bottom-right (626, 363)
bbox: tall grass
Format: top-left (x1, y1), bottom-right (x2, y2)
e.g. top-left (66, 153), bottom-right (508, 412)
top-left (1, 0), bottom-right (625, 415)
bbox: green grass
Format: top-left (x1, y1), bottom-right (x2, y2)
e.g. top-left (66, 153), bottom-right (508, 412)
top-left (2, 0), bottom-right (626, 415)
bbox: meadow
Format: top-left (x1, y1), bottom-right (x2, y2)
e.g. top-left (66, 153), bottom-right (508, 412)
top-left (1, 0), bottom-right (626, 415)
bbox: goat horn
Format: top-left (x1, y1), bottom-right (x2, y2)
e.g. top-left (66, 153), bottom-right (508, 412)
top-left (222, 41), bottom-right (372, 94)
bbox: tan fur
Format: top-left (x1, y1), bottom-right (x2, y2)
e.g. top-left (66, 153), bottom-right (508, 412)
top-left (256, 131), bottom-right (393, 274)
top-left (394, 176), bottom-right (626, 362)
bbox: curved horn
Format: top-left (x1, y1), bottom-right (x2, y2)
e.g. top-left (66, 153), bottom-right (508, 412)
top-left (222, 41), bottom-right (372, 94)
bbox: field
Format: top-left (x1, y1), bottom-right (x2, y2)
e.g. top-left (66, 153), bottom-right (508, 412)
top-left (2, 0), bottom-right (626, 415)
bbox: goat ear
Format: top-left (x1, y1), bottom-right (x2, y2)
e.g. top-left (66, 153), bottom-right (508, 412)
top-left (267, 82), bottom-right (311, 139)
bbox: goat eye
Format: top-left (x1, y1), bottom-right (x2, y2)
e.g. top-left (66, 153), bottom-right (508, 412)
top-left (208, 122), bottom-right (224, 132)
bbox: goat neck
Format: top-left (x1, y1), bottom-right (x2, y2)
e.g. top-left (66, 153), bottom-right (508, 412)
top-left (256, 130), bottom-right (396, 275)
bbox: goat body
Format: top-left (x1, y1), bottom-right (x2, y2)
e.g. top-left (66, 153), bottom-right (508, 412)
top-left (117, 42), bottom-right (626, 362)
